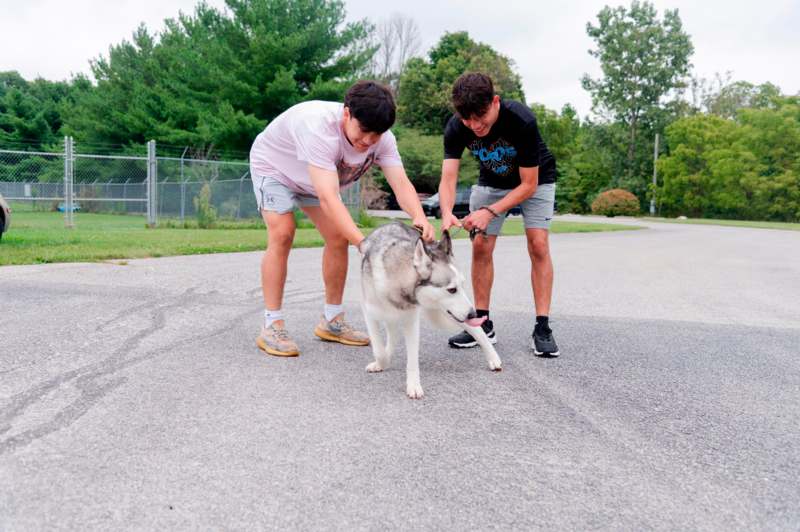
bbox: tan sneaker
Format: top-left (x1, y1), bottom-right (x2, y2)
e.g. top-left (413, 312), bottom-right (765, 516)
top-left (256, 323), bottom-right (300, 357)
top-left (314, 313), bottom-right (370, 346)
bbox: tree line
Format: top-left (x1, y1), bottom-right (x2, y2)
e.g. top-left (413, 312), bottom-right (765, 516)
top-left (0, 0), bottom-right (798, 221)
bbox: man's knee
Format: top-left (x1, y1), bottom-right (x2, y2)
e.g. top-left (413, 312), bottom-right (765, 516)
top-left (267, 229), bottom-right (295, 251)
top-left (323, 232), bottom-right (349, 251)
top-left (472, 239), bottom-right (495, 263)
top-left (262, 210), bottom-right (297, 249)
top-left (527, 232), bottom-right (550, 261)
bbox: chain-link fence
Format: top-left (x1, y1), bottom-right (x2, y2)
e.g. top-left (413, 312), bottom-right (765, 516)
top-left (0, 138), bottom-right (362, 227)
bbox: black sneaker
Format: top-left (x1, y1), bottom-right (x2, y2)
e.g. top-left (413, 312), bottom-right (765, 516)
top-left (532, 323), bottom-right (560, 357)
top-left (448, 319), bottom-right (497, 348)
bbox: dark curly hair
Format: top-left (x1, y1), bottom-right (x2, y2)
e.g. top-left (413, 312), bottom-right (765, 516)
top-left (344, 81), bottom-right (396, 133)
top-left (451, 72), bottom-right (495, 119)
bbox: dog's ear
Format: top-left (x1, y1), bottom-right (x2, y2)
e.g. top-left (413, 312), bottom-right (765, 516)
top-left (439, 229), bottom-right (453, 256)
top-left (413, 237), bottom-right (433, 279)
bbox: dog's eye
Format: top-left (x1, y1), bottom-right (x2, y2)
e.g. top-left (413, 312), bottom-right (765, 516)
top-left (447, 287), bottom-right (457, 294)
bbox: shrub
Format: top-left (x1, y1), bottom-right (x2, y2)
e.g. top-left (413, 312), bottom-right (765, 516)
top-left (591, 188), bottom-right (640, 217)
top-left (194, 183), bottom-right (218, 228)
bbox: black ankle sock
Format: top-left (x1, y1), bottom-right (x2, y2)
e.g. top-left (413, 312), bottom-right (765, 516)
top-left (476, 309), bottom-right (490, 319)
top-left (536, 315), bottom-right (549, 328)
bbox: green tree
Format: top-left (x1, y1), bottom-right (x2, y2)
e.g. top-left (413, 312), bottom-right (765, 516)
top-left (0, 71), bottom-right (87, 150)
top-left (63, 0), bottom-right (375, 157)
top-left (397, 32), bottom-right (524, 134)
top-left (658, 96), bottom-right (800, 221)
top-left (556, 121), bottom-right (621, 213)
top-left (707, 81), bottom-right (783, 119)
top-left (387, 126), bottom-right (478, 193)
top-left (529, 103), bottom-right (581, 164)
top-left (658, 114), bottom-right (755, 218)
top-left (581, 1), bottom-right (693, 193)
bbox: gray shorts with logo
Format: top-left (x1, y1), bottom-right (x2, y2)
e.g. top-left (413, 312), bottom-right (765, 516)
top-left (469, 183), bottom-right (556, 235)
top-left (252, 174), bottom-right (320, 214)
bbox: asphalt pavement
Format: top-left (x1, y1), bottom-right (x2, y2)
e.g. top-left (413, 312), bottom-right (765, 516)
top-left (1, 217), bottom-right (799, 530)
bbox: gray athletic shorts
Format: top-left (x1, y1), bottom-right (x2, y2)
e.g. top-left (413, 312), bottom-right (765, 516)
top-left (469, 183), bottom-right (556, 235)
top-left (252, 174), bottom-right (320, 214)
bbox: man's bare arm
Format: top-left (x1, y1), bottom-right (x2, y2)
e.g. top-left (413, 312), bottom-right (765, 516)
top-left (308, 165), bottom-right (365, 248)
top-left (438, 159), bottom-right (462, 231)
top-left (382, 165), bottom-right (435, 241)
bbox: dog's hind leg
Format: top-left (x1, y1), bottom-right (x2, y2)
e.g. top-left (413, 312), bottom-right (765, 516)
top-left (402, 310), bottom-right (424, 399)
top-left (363, 309), bottom-right (390, 372)
top-left (462, 324), bottom-right (503, 371)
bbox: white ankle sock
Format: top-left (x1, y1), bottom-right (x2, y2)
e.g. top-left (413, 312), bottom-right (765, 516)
top-left (324, 303), bottom-right (343, 322)
top-left (264, 309), bottom-right (283, 328)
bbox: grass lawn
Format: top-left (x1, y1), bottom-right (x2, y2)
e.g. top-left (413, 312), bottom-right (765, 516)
top-left (644, 216), bottom-right (800, 231)
top-left (0, 210), bottom-right (642, 266)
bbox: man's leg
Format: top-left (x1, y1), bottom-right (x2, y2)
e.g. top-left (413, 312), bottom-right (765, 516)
top-left (257, 208), bottom-right (300, 356)
top-left (449, 185), bottom-right (507, 348)
top-left (526, 228), bottom-right (553, 316)
top-left (471, 234), bottom-right (498, 310)
top-left (521, 183), bottom-right (559, 356)
top-left (448, 234), bottom-right (501, 348)
top-left (261, 209), bottom-right (297, 313)
top-left (301, 205), bottom-right (369, 346)
top-left (301, 205), bottom-right (348, 305)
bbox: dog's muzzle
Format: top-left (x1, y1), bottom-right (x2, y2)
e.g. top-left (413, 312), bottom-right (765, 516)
top-left (447, 309), bottom-right (486, 328)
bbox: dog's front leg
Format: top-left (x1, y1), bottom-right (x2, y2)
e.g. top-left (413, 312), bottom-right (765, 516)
top-left (384, 322), bottom-right (396, 364)
top-left (363, 306), bottom-right (390, 372)
top-left (463, 324), bottom-right (502, 371)
top-left (403, 310), bottom-right (424, 399)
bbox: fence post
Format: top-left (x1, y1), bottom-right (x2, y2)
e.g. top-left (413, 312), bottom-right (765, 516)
top-left (147, 140), bottom-right (158, 227)
top-left (180, 147), bottom-right (187, 222)
top-left (63, 136), bottom-right (74, 228)
top-left (237, 170), bottom-right (248, 219)
top-left (63, 136), bottom-right (68, 227)
top-left (650, 133), bottom-right (659, 216)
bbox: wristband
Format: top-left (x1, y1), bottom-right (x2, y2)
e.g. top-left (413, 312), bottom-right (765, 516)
top-left (480, 206), bottom-right (499, 218)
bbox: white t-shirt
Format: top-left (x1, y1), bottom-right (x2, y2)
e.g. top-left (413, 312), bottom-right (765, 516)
top-left (249, 100), bottom-right (403, 196)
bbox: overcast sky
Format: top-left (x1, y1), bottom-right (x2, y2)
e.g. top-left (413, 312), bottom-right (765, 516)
top-left (1, 0), bottom-right (797, 117)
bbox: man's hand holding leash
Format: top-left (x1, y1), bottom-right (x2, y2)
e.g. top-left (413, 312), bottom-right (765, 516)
top-left (462, 205), bottom-right (498, 233)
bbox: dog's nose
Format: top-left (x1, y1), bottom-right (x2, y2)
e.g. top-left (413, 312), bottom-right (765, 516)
top-left (466, 308), bottom-right (478, 320)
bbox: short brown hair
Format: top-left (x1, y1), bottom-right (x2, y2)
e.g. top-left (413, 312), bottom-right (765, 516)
top-left (451, 73), bottom-right (495, 119)
top-left (344, 80), bottom-right (396, 133)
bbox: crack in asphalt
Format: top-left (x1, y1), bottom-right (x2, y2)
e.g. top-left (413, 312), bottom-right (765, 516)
top-left (0, 290), bottom-right (257, 455)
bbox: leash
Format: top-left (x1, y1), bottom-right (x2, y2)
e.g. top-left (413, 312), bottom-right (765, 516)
top-left (450, 225), bottom-right (488, 241)
top-left (414, 223), bottom-right (487, 241)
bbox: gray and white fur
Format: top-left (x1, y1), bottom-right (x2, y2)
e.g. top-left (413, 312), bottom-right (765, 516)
top-left (360, 222), bottom-right (502, 398)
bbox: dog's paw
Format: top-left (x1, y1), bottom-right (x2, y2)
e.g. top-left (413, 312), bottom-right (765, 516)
top-left (406, 382), bottom-right (424, 399)
top-left (365, 361), bottom-right (384, 373)
top-left (488, 356), bottom-right (502, 372)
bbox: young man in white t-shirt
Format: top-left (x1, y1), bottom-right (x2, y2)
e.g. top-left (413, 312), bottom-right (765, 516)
top-left (250, 81), bottom-right (436, 357)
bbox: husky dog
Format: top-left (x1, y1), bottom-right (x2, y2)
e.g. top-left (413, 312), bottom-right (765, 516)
top-left (360, 222), bottom-right (502, 398)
